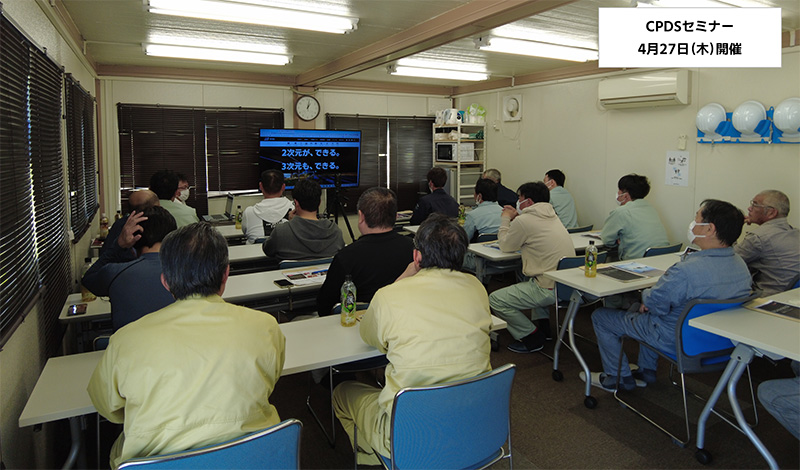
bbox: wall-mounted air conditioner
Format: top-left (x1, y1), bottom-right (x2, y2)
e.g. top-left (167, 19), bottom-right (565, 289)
top-left (598, 70), bottom-right (690, 109)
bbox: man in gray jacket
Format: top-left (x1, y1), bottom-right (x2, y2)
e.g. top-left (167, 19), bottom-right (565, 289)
top-left (263, 177), bottom-right (344, 260)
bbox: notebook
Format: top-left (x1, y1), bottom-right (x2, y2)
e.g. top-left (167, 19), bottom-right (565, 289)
top-left (597, 266), bottom-right (647, 282)
top-left (202, 194), bottom-right (235, 222)
top-left (745, 298), bottom-right (800, 322)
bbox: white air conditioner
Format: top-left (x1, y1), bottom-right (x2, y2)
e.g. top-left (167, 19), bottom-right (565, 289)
top-left (598, 70), bottom-right (690, 109)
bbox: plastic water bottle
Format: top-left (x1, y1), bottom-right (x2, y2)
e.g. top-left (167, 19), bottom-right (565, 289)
top-left (340, 274), bottom-right (357, 327)
top-left (99, 213), bottom-right (109, 240)
top-left (81, 258), bottom-right (96, 302)
top-left (235, 205), bottom-right (243, 229)
top-left (585, 240), bottom-right (598, 278)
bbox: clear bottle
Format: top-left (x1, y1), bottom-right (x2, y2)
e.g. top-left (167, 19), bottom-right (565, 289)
top-left (235, 205), bottom-right (243, 229)
top-left (114, 210), bottom-right (122, 221)
top-left (81, 257), bottom-right (97, 302)
top-left (340, 274), bottom-right (357, 327)
top-left (457, 204), bottom-right (466, 226)
top-left (99, 212), bottom-right (109, 240)
top-left (585, 240), bottom-right (598, 278)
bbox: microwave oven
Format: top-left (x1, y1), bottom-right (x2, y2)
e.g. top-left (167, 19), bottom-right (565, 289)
top-left (435, 142), bottom-right (475, 162)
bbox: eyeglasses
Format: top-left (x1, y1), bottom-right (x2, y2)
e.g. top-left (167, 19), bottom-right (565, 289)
top-left (749, 200), bottom-right (774, 210)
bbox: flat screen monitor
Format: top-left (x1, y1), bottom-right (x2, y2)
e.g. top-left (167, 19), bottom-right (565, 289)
top-left (258, 129), bottom-right (361, 190)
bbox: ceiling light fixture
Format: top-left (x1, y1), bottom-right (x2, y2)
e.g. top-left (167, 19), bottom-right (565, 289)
top-left (387, 65), bottom-right (489, 82)
top-left (475, 37), bottom-right (598, 62)
top-left (148, 0), bottom-right (359, 34)
top-left (396, 58), bottom-right (487, 74)
top-left (632, 0), bottom-right (771, 7)
top-left (145, 44), bottom-right (292, 65)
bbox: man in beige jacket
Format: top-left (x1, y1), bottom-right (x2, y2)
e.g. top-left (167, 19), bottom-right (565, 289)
top-left (489, 181), bottom-right (574, 353)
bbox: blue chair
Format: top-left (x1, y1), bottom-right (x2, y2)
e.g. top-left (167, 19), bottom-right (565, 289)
top-left (786, 273), bottom-right (800, 290)
top-left (355, 364), bottom-right (516, 470)
top-left (279, 257), bottom-right (333, 269)
top-left (567, 224), bottom-right (593, 234)
top-left (308, 302), bottom-right (388, 447)
top-left (118, 419), bottom-right (302, 469)
top-left (614, 296), bottom-right (757, 447)
top-left (643, 242), bottom-right (683, 257)
top-left (552, 253), bottom-right (608, 349)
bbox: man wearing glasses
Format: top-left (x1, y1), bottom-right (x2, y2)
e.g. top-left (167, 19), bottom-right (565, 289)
top-left (735, 190), bottom-right (800, 296)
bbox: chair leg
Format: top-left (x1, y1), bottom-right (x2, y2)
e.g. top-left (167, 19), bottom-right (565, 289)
top-left (306, 366), bottom-right (336, 447)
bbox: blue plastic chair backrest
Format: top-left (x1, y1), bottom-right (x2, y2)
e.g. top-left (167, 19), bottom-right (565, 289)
top-left (118, 419), bottom-right (302, 470)
top-left (676, 296), bottom-right (754, 371)
top-left (388, 364), bottom-right (516, 470)
top-left (555, 252), bottom-right (608, 302)
top-left (788, 273), bottom-right (800, 290)
top-left (643, 243), bottom-right (682, 257)
top-left (279, 257), bottom-right (333, 269)
top-left (567, 224), bottom-right (593, 234)
top-left (476, 233), bottom-right (498, 242)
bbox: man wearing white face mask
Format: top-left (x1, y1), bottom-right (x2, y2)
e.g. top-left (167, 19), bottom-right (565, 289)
top-left (462, 178), bottom-right (503, 277)
top-left (600, 174), bottom-right (669, 260)
top-left (174, 174), bottom-right (191, 205)
top-left (489, 182), bottom-right (574, 353)
top-left (585, 199), bottom-right (752, 392)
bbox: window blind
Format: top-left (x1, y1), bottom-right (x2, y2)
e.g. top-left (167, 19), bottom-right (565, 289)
top-left (65, 75), bottom-right (97, 241)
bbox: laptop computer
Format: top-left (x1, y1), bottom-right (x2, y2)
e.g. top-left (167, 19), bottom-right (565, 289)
top-left (202, 194), bottom-right (235, 222)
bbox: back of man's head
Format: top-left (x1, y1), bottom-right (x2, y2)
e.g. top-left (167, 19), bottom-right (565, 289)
top-left (357, 187), bottom-right (397, 229)
top-left (128, 190), bottom-right (160, 213)
top-left (518, 182), bottom-right (550, 204)
top-left (292, 178), bottom-right (321, 213)
top-left (261, 170), bottom-right (285, 196)
top-left (545, 169), bottom-right (566, 187)
top-left (699, 199), bottom-right (745, 247)
top-left (759, 190), bottom-right (790, 218)
top-left (475, 178), bottom-right (498, 202)
top-left (415, 214), bottom-right (468, 270)
top-left (482, 168), bottom-right (501, 183)
top-left (160, 222), bottom-right (229, 300)
top-left (427, 167), bottom-right (447, 188)
top-left (618, 174), bottom-right (650, 200)
top-left (134, 206), bottom-right (177, 251)
top-left (149, 170), bottom-right (179, 200)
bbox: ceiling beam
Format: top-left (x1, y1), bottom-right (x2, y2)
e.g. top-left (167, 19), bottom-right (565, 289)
top-left (95, 64), bottom-right (295, 87)
top-left (295, 0), bottom-right (578, 87)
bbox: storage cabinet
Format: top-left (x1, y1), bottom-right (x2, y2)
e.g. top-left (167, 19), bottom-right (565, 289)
top-left (432, 123), bottom-right (486, 204)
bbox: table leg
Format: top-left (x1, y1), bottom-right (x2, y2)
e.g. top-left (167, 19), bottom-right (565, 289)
top-left (62, 416), bottom-right (83, 470)
top-left (475, 257), bottom-right (486, 284)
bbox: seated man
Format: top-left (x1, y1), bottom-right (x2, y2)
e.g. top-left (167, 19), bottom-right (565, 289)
top-left (735, 190), bottom-right (800, 295)
top-left (601, 174), bottom-right (669, 260)
top-left (758, 360), bottom-right (800, 440)
top-left (174, 173), bottom-right (191, 206)
top-left (588, 199), bottom-right (752, 391)
top-left (463, 178), bottom-right (502, 242)
top-left (409, 167), bottom-right (459, 225)
top-left (150, 169), bottom-right (199, 227)
top-left (101, 189), bottom-right (160, 259)
top-left (241, 169), bottom-right (294, 244)
top-left (544, 169), bottom-right (578, 229)
top-left (88, 223), bottom-right (285, 468)
top-left (482, 168), bottom-right (517, 208)
top-left (332, 214), bottom-right (492, 465)
top-left (489, 182), bottom-right (574, 352)
top-left (262, 177), bottom-right (344, 260)
top-left (82, 207), bottom-right (177, 331)
top-left (317, 187), bottom-right (414, 316)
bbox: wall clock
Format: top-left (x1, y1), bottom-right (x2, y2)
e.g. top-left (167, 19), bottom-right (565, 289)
top-left (295, 95), bottom-right (320, 121)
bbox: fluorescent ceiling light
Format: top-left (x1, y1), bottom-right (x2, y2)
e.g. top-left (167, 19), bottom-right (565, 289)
top-left (148, 0), bottom-right (358, 34)
top-left (149, 35), bottom-right (287, 55)
top-left (145, 44), bottom-right (292, 65)
top-left (397, 58), bottom-right (487, 74)
top-left (476, 37), bottom-right (598, 62)
top-left (388, 65), bottom-right (489, 82)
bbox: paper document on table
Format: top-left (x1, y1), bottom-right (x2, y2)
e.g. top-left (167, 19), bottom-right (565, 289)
top-left (482, 241), bottom-right (520, 254)
top-left (282, 267), bottom-right (328, 286)
top-left (597, 266), bottom-right (647, 282)
top-left (581, 233), bottom-right (602, 241)
top-left (612, 262), bottom-right (664, 277)
top-left (745, 298), bottom-right (800, 321)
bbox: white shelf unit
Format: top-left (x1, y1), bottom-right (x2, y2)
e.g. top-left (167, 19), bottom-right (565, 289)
top-left (432, 123), bottom-right (486, 204)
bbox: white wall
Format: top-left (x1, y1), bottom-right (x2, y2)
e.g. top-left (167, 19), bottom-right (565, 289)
top-left (0, 1), bottom-right (97, 468)
top-left (458, 49), bottom-right (800, 245)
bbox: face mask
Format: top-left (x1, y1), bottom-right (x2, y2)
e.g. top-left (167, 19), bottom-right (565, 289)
top-left (178, 189), bottom-right (190, 202)
top-left (687, 220), bottom-right (710, 244)
top-left (474, 196), bottom-right (482, 205)
top-left (516, 198), bottom-right (529, 214)
top-left (614, 192), bottom-right (623, 206)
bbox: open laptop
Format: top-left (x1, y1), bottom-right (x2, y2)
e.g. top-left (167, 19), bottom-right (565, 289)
top-left (202, 194), bottom-right (235, 222)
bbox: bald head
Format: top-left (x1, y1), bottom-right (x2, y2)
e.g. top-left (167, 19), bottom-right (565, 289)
top-left (128, 190), bottom-right (160, 213)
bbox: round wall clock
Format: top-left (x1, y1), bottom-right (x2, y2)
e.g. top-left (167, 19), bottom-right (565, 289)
top-left (295, 95), bottom-right (320, 121)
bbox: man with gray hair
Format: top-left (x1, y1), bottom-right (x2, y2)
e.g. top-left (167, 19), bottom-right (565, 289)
top-left (88, 222), bottom-right (285, 468)
top-left (482, 168), bottom-right (517, 208)
top-left (735, 190), bottom-right (800, 295)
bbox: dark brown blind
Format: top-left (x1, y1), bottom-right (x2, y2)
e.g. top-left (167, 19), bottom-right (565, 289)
top-left (30, 47), bottom-right (70, 359)
top-left (326, 115), bottom-right (433, 213)
top-left (118, 105), bottom-right (283, 216)
top-left (65, 75), bottom-right (97, 241)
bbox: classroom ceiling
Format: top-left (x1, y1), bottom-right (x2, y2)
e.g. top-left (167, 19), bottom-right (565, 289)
top-left (59, 0), bottom-right (800, 94)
